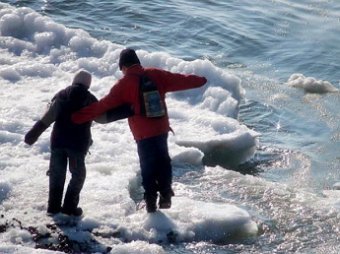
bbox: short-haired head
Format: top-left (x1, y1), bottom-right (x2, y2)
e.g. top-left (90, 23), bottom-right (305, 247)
top-left (118, 48), bottom-right (141, 70)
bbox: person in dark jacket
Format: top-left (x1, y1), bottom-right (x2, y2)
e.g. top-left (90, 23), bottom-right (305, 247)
top-left (25, 70), bottom-right (133, 216)
top-left (72, 49), bottom-right (207, 213)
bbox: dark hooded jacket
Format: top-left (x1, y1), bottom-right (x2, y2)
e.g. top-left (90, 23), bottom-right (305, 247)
top-left (25, 68), bottom-right (134, 149)
top-left (50, 83), bottom-right (97, 152)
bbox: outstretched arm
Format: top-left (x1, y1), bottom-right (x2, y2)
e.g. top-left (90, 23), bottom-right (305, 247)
top-left (71, 99), bottom-right (112, 124)
top-left (158, 69), bottom-right (207, 92)
top-left (72, 82), bottom-right (125, 124)
top-left (24, 100), bottom-right (60, 145)
top-left (94, 104), bottom-right (134, 124)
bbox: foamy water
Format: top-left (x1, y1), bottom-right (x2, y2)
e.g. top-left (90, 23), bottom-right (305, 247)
top-left (0, 1), bottom-right (339, 254)
top-left (0, 4), bottom-right (258, 253)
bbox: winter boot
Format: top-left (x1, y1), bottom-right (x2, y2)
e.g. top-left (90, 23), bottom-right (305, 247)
top-left (47, 207), bottom-right (61, 216)
top-left (47, 187), bottom-right (64, 216)
top-left (61, 207), bottom-right (83, 217)
top-left (144, 194), bottom-right (157, 213)
top-left (159, 190), bottom-right (174, 209)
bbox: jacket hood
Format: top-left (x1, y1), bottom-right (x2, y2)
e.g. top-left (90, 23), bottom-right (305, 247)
top-left (72, 70), bottom-right (92, 88)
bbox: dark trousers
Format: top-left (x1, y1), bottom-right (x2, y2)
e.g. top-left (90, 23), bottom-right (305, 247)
top-left (48, 148), bottom-right (86, 212)
top-left (137, 134), bottom-right (173, 198)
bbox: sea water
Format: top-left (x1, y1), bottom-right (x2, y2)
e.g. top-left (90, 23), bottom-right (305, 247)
top-left (0, 1), bottom-right (339, 253)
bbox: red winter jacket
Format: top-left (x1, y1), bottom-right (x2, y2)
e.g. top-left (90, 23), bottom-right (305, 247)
top-left (72, 64), bottom-right (207, 141)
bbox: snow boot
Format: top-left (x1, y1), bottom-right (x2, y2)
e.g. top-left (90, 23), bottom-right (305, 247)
top-left (61, 207), bottom-right (83, 217)
top-left (159, 190), bottom-right (174, 209)
top-left (47, 207), bottom-right (61, 216)
top-left (144, 194), bottom-right (157, 213)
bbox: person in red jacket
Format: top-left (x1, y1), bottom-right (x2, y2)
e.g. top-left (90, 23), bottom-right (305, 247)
top-left (72, 48), bottom-right (207, 213)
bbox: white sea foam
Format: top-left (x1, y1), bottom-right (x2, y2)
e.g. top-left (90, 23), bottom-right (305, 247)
top-left (0, 3), bottom-right (258, 252)
top-left (333, 182), bottom-right (340, 190)
top-left (119, 196), bottom-right (257, 244)
top-left (286, 73), bottom-right (339, 94)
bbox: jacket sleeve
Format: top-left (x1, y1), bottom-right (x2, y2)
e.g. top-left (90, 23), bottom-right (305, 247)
top-left (40, 99), bottom-right (60, 127)
top-left (72, 81), bottom-right (125, 124)
top-left (94, 104), bottom-right (134, 124)
top-left (24, 121), bottom-right (48, 145)
top-left (24, 99), bottom-right (61, 145)
top-left (87, 92), bottom-right (134, 124)
top-left (157, 69), bottom-right (207, 92)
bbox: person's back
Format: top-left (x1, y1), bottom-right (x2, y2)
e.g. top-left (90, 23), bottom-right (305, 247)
top-left (51, 82), bottom-right (96, 152)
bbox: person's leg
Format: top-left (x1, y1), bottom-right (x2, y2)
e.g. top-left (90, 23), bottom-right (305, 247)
top-left (62, 149), bottom-right (86, 216)
top-left (157, 156), bottom-right (174, 208)
top-left (137, 138), bottom-right (159, 213)
top-left (48, 148), bottom-right (67, 214)
top-left (154, 134), bottom-right (174, 209)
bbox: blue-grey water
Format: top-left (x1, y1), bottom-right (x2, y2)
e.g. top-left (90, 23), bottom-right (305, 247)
top-left (2, 0), bottom-right (340, 253)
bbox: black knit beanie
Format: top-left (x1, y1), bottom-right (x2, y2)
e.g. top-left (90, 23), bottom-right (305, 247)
top-left (118, 48), bottom-right (141, 70)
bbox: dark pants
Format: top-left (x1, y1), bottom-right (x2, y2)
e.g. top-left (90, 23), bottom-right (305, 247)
top-left (137, 134), bottom-right (173, 199)
top-left (48, 148), bottom-right (86, 212)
